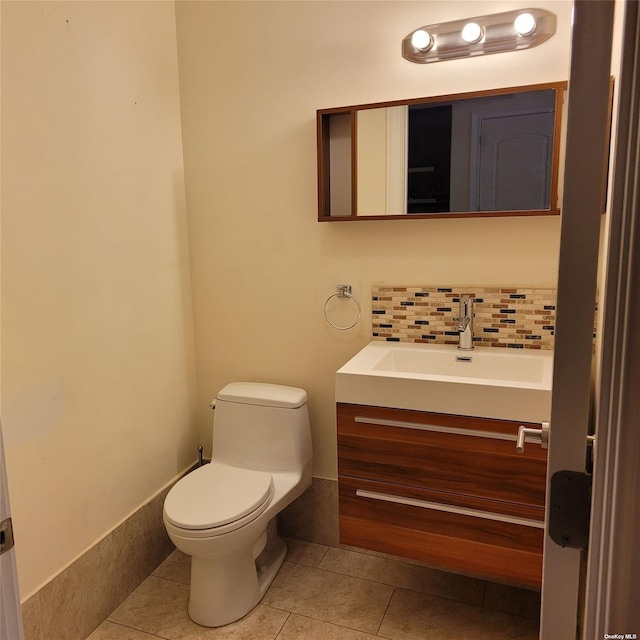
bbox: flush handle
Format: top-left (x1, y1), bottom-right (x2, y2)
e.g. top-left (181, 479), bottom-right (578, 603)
top-left (516, 421), bottom-right (550, 453)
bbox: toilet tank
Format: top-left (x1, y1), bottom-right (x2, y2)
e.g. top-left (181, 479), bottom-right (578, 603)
top-left (212, 382), bottom-right (313, 475)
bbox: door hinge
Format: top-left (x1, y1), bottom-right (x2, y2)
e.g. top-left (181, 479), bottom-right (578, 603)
top-left (548, 470), bottom-right (592, 549)
top-left (0, 517), bottom-right (15, 555)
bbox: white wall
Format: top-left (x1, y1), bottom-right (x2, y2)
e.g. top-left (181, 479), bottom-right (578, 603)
top-left (1, 1), bottom-right (198, 599)
top-left (174, 1), bottom-right (574, 481)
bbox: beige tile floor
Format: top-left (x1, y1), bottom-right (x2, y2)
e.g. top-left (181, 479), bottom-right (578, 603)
top-left (85, 539), bottom-right (540, 640)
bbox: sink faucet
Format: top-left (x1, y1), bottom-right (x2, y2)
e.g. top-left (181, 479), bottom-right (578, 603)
top-left (455, 295), bottom-right (474, 351)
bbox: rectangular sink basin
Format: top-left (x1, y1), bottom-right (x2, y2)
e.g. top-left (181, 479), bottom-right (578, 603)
top-left (336, 342), bottom-right (553, 423)
top-left (372, 347), bottom-right (546, 383)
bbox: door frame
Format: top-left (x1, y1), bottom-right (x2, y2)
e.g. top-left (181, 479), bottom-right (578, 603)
top-left (1, 422), bottom-right (24, 640)
top-left (584, 0), bottom-right (640, 633)
top-left (539, 1), bottom-right (615, 638)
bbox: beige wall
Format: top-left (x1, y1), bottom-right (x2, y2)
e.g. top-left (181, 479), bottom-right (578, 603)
top-left (1, 1), bottom-right (197, 599)
top-left (175, 0), bottom-right (573, 481)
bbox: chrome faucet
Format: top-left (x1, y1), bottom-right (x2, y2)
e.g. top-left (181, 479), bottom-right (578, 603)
top-left (455, 295), bottom-right (474, 351)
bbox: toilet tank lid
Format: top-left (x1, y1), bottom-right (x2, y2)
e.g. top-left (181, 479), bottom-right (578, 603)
top-left (216, 382), bottom-right (308, 409)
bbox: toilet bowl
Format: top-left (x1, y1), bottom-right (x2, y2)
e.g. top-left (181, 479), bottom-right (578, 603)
top-left (163, 382), bottom-right (313, 627)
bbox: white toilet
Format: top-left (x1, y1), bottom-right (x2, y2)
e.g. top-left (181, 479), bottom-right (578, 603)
top-left (163, 382), bottom-right (313, 627)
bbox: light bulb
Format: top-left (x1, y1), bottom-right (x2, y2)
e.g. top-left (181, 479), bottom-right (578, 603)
top-left (411, 29), bottom-right (433, 52)
top-left (461, 22), bottom-right (483, 43)
top-left (514, 13), bottom-right (537, 36)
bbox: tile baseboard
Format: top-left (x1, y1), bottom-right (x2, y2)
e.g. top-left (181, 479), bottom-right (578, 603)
top-left (278, 477), bottom-right (340, 548)
top-left (21, 473), bottom-right (187, 640)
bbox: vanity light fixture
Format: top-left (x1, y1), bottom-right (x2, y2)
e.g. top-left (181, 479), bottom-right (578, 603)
top-left (514, 12), bottom-right (537, 37)
top-left (411, 29), bottom-right (433, 52)
top-left (461, 22), bottom-right (483, 44)
top-left (402, 8), bottom-right (556, 64)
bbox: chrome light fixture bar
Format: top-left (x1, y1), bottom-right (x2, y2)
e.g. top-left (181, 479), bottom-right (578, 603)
top-left (402, 8), bottom-right (556, 64)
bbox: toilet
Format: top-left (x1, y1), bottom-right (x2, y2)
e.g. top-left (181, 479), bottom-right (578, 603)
top-left (163, 382), bottom-right (313, 627)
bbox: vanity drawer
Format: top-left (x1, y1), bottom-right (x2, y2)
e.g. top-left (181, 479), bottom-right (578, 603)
top-left (338, 476), bottom-right (544, 588)
top-left (337, 403), bottom-right (547, 508)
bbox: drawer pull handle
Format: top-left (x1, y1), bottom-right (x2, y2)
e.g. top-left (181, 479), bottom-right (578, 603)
top-left (355, 489), bottom-right (544, 529)
top-left (355, 416), bottom-right (517, 442)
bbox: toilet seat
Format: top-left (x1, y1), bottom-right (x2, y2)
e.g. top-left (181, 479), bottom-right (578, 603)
top-left (164, 463), bottom-right (274, 535)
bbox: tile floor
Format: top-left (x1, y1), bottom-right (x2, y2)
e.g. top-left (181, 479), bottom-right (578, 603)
top-left (85, 539), bottom-right (540, 640)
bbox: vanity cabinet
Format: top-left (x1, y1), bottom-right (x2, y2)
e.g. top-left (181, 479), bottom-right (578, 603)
top-left (337, 402), bottom-right (547, 589)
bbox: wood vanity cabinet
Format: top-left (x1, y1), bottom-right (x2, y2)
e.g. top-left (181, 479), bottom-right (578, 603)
top-left (337, 402), bottom-right (547, 589)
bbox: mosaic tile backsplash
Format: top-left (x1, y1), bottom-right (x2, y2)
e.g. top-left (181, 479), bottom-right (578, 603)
top-left (372, 286), bottom-right (557, 350)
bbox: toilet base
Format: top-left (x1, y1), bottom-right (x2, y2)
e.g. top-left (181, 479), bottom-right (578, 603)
top-left (187, 520), bottom-right (287, 627)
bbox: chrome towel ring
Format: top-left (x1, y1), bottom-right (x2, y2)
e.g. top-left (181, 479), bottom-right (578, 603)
top-left (323, 284), bottom-right (362, 330)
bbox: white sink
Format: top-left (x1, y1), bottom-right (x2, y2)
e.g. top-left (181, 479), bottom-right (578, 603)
top-left (336, 341), bottom-right (553, 423)
top-left (372, 347), bottom-right (547, 383)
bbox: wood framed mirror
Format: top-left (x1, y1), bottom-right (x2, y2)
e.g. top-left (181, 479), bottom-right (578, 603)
top-left (317, 81), bottom-right (567, 221)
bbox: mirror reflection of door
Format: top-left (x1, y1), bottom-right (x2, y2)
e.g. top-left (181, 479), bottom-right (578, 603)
top-left (474, 111), bottom-right (555, 211)
top-left (405, 89), bottom-right (557, 214)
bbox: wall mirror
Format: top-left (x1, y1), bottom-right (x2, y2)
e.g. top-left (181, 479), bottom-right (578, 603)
top-left (317, 81), bottom-right (567, 221)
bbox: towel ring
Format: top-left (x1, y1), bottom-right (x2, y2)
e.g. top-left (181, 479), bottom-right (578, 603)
top-left (323, 285), bottom-right (362, 330)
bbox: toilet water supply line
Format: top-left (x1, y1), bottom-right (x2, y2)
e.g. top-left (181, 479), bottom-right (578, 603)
top-left (323, 284), bottom-right (362, 330)
top-left (193, 402), bottom-right (219, 466)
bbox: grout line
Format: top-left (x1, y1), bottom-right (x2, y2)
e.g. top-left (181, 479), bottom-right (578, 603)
top-left (96, 619), bottom-right (171, 640)
top-left (282, 559), bottom-right (398, 590)
top-left (375, 588), bottom-right (395, 637)
top-left (151, 572), bottom-right (189, 587)
top-left (273, 611), bottom-right (381, 639)
top-left (317, 544), bottom-right (330, 567)
top-left (273, 612), bottom-right (291, 639)
top-left (261, 599), bottom-right (295, 615)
